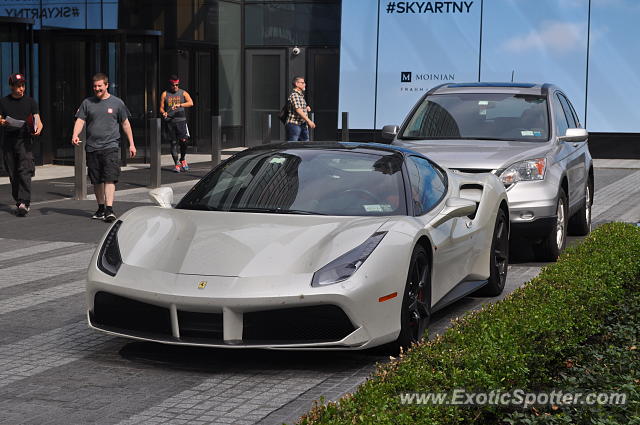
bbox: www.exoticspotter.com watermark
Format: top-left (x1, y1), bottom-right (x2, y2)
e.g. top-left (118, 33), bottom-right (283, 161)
top-left (399, 390), bottom-right (627, 408)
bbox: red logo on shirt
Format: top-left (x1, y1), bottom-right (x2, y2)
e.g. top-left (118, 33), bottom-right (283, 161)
top-left (107, 108), bottom-right (113, 114)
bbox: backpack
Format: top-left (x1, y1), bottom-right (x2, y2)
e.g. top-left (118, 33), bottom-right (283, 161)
top-left (278, 98), bottom-right (290, 124)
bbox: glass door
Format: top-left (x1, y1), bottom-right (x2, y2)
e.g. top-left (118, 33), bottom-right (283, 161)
top-left (48, 35), bottom-right (91, 164)
top-left (123, 35), bottom-right (159, 163)
top-left (245, 49), bottom-right (286, 147)
top-left (307, 48), bottom-right (339, 141)
top-left (39, 30), bottom-right (159, 165)
top-left (0, 18), bottom-right (33, 96)
top-left (0, 18), bottom-right (33, 174)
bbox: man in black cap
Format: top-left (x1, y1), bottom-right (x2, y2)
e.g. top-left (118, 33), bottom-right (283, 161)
top-left (0, 73), bottom-right (43, 216)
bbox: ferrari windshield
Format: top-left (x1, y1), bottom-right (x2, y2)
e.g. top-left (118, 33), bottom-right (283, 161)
top-left (177, 148), bottom-right (409, 216)
top-left (400, 93), bottom-right (549, 142)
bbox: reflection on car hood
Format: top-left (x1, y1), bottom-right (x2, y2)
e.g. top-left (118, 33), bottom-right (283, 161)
top-left (117, 206), bottom-right (389, 277)
top-left (395, 139), bottom-right (551, 170)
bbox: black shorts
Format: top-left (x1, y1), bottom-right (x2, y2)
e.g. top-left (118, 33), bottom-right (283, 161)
top-left (167, 119), bottom-right (190, 141)
top-left (87, 147), bottom-right (120, 184)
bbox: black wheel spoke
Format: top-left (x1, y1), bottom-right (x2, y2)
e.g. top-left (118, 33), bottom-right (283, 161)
top-left (401, 248), bottom-right (431, 346)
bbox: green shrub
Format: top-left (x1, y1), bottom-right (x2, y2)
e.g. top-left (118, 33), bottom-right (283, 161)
top-left (501, 292), bottom-right (640, 424)
top-left (298, 223), bottom-right (640, 425)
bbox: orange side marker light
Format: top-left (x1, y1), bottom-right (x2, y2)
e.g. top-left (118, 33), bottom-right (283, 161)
top-left (378, 292), bottom-right (398, 302)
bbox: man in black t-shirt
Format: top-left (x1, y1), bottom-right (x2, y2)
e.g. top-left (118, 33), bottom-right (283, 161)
top-left (0, 73), bottom-right (43, 217)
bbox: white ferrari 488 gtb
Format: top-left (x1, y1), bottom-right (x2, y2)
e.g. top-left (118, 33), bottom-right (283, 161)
top-left (87, 142), bottom-right (509, 349)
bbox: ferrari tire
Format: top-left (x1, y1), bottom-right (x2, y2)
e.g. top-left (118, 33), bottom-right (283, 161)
top-left (568, 178), bottom-right (593, 236)
top-left (534, 188), bottom-right (568, 262)
top-left (476, 208), bottom-right (509, 296)
top-left (396, 245), bottom-right (431, 349)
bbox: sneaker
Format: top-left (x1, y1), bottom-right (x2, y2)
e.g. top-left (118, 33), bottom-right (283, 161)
top-left (92, 208), bottom-right (105, 220)
top-left (180, 160), bottom-right (189, 171)
top-left (174, 164), bottom-right (181, 173)
top-left (16, 203), bottom-right (29, 217)
top-left (104, 210), bottom-right (117, 223)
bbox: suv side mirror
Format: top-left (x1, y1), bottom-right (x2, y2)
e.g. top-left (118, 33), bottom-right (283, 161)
top-left (558, 128), bottom-right (588, 143)
top-left (381, 125), bottom-right (399, 143)
top-left (430, 197), bottom-right (477, 228)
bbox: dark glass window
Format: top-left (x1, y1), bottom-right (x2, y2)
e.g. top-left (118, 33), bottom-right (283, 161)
top-left (178, 148), bottom-right (407, 216)
top-left (245, 3), bottom-right (340, 46)
top-left (553, 94), bottom-right (570, 137)
top-left (406, 156), bottom-right (447, 216)
top-left (557, 93), bottom-right (580, 128)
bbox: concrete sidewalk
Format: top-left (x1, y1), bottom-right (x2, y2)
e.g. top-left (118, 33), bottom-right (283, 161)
top-left (0, 153), bottom-right (237, 185)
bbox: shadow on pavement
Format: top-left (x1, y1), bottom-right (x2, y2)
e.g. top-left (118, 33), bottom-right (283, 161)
top-left (37, 206), bottom-right (99, 218)
top-left (119, 341), bottom-right (387, 373)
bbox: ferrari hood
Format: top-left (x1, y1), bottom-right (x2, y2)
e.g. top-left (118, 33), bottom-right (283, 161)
top-left (116, 206), bottom-right (389, 277)
top-left (395, 139), bottom-right (551, 170)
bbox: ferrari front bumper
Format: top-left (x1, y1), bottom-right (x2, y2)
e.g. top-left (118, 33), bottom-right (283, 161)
top-left (86, 262), bottom-right (402, 350)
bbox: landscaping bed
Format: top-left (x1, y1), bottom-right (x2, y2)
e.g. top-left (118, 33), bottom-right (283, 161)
top-left (298, 222), bottom-right (640, 425)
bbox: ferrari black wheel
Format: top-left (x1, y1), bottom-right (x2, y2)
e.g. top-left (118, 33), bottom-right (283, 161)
top-left (396, 245), bottom-right (431, 349)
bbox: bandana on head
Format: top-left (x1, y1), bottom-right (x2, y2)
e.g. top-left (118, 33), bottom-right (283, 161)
top-left (169, 79), bottom-right (179, 85)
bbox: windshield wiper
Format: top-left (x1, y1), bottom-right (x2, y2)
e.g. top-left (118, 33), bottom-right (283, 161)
top-left (178, 204), bottom-right (221, 211)
top-left (228, 207), bottom-right (324, 215)
top-left (400, 136), bottom-right (517, 142)
top-left (398, 136), bottom-right (429, 140)
top-left (458, 137), bottom-right (516, 141)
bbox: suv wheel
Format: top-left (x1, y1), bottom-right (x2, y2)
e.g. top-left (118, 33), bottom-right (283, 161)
top-left (534, 188), bottom-right (568, 262)
top-left (568, 178), bottom-right (593, 236)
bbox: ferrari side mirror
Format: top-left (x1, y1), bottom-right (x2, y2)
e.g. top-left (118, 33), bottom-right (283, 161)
top-left (431, 197), bottom-right (476, 228)
top-left (149, 187), bottom-right (174, 208)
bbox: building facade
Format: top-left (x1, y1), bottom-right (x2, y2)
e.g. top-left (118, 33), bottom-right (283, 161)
top-left (0, 0), bottom-right (341, 169)
top-left (2, 0), bottom-right (639, 171)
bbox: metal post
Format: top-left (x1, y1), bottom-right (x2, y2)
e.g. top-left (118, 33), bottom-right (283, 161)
top-left (149, 118), bottom-right (161, 188)
top-left (309, 112), bottom-right (315, 141)
top-left (263, 112), bottom-right (272, 145)
top-left (74, 139), bottom-right (87, 200)
top-left (211, 115), bottom-right (221, 167)
top-left (341, 112), bottom-right (349, 142)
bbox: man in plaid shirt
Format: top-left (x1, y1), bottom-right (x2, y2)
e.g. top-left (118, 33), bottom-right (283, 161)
top-left (285, 76), bottom-right (316, 141)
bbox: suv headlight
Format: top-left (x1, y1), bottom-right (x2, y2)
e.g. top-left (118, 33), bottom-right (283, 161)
top-left (499, 158), bottom-right (546, 187)
top-left (98, 220), bottom-right (123, 276)
top-left (311, 232), bottom-right (387, 287)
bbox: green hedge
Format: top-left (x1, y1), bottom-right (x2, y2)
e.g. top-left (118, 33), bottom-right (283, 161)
top-left (502, 292), bottom-right (640, 424)
top-left (299, 223), bottom-right (640, 425)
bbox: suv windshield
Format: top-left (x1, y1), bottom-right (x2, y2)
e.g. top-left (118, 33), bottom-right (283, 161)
top-left (177, 148), bottom-right (408, 216)
top-left (400, 93), bottom-right (549, 142)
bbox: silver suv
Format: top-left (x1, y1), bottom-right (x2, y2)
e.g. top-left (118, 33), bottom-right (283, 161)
top-left (386, 83), bottom-right (593, 261)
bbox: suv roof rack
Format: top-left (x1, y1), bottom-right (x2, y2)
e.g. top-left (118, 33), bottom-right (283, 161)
top-left (445, 82), bottom-right (538, 88)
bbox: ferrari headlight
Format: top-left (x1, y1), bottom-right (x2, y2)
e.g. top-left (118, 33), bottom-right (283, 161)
top-left (98, 220), bottom-right (123, 276)
top-left (311, 231), bottom-right (387, 287)
top-left (499, 158), bottom-right (546, 187)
